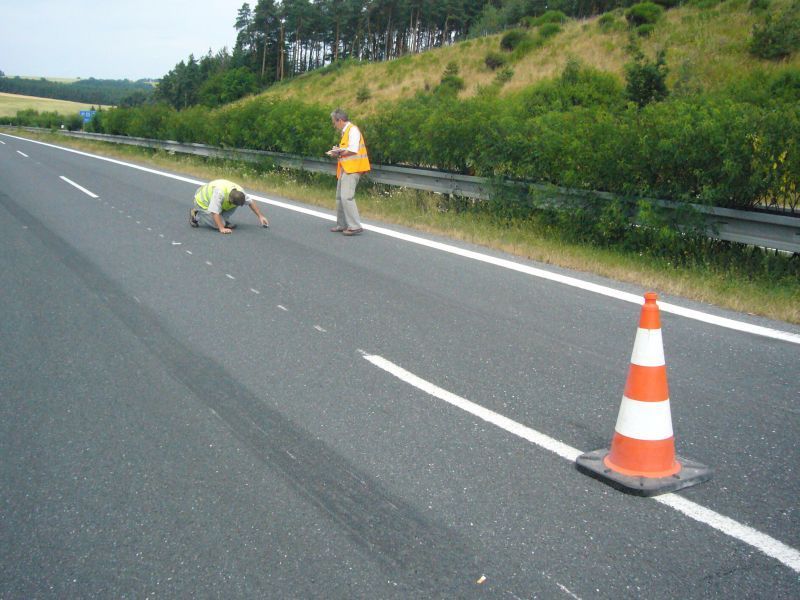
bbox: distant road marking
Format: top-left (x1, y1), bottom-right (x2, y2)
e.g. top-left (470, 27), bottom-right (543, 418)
top-left (361, 351), bottom-right (800, 574)
top-left (5, 133), bottom-right (798, 345)
top-left (225, 273), bottom-right (235, 280)
top-left (314, 325), bottom-right (327, 333)
top-left (0, 140), bottom-right (6, 144)
top-left (16, 150), bottom-right (28, 157)
top-left (250, 288), bottom-right (260, 295)
top-left (59, 176), bottom-right (98, 198)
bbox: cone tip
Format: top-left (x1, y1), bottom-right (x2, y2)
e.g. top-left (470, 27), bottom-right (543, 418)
top-left (639, 292), bottom-right (661, 329)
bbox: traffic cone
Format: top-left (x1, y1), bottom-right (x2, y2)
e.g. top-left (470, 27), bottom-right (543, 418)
top-left (576, 292), bottom-right (712, 496)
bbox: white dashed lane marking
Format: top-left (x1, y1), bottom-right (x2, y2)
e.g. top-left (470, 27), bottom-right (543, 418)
top-left (59, 176), bottom-right (98, 198)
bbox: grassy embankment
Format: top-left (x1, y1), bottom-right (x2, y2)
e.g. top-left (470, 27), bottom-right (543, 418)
top-left (259, 0), bottom-right (800, 114)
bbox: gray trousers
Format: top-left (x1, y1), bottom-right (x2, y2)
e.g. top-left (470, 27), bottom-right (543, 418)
top-left (335, 172), bottom-right (362, 229)
top-left (196, 207), bottom-right (237, 229)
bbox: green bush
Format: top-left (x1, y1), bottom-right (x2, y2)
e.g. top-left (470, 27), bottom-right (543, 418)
top-left (495, 67), bottom-right (515, 85)
top-left (501, 29), bottom-right (529, 51)
top-left (749, 6), bottom-right (800, 60)
top-left (437, 62), bottom-right (465, 94)
top-left (625, 2), bottom-right (665, 26)
top-left (170, 105), bottom-right (213, 143)
top-left (625, 50), bottom-right (669, 106)
top-left (126, 103), bottom-right (175, 139)
top-left (529, 10), bottom-right (568, 26)
top-left (598, 13), bottom-right (622, 32)
top-left (485, 51), bottom-right (507, 70)
top-left (510, 36), bottom-right (546, 60)
top-left (636, 23), bottom-right (657, 36)
top-left (539, 23), bottom-right (563, 38)
top-left (64, 113), bottom-right (84, 131)
top-left (356, 85), bottom-right (372, 102)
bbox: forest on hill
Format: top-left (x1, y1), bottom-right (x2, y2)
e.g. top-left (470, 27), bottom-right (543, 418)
top-left (154, 0), bottom-right (649, 108)
top-left (0, 76), bottom-right (154, 107)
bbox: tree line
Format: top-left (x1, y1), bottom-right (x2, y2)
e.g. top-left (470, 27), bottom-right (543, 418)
top-left (0, 76), bottom-right (155, 106)
top-left (155, 0), bottom-right (636, 109)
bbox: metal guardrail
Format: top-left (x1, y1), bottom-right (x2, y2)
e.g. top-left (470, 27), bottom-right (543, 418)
top-left (61, 130), bottom-right (800, 253)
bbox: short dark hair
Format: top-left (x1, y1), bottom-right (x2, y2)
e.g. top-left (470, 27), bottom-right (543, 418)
top-left (230, 189), bottom-right (246, 206)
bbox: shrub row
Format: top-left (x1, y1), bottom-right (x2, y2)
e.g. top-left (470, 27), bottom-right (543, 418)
top-left (75, 64), bottom-right (799, 212)
top-left (0, 109), bottom-right (83, 130)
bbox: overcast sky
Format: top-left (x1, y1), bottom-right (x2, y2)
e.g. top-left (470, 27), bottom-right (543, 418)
top-left (1, 0), bottom-right (249, 80)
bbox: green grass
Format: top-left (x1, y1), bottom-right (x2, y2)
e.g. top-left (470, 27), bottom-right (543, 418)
top-left (4, 127), bottom-right (797, 325)
top-left (0, 92), bottom-right (111, 117)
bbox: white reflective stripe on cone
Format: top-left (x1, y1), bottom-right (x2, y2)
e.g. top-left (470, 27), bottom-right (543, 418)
top-left (614, 396), bottom-right (674, 440)
top-left (630, 328), bottom-right (665, 367)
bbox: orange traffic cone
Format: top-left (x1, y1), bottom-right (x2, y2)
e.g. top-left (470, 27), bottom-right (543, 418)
top-left (576, 292), bottom-right (712, 496)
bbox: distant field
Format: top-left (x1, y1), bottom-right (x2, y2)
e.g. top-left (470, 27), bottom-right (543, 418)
top-left (0, 92), bottom-right (111, 117)
top-left (12, 75), bottom-right (80, 84)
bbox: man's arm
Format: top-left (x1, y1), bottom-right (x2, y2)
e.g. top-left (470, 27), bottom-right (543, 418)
top-left (249, 201), bottom-right (270, 227)
top-left (213, 212), bottom-right (232, 234)
top-left (208, 188), bottom-right (232, 233)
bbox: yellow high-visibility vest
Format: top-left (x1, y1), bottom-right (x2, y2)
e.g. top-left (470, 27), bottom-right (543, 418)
top-left (337, 123), bottom-right (370, 178)
top-left (194, 179), bottom-right (243, 212)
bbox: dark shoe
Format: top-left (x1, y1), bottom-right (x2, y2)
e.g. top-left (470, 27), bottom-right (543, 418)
top-left (189, 208), bottom-right (199, 227)
top-left (330, 226), bottom-right (345, 232)
top-left (224, 221), bottom-right (237, 229)
top-left (342, 228), bottom-right (364, 236)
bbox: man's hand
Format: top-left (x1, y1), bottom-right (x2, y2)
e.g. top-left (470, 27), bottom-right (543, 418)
top-left (219, 227), bottom-right (233, 234)
top-left (258, 215), bottom-right (270, 228)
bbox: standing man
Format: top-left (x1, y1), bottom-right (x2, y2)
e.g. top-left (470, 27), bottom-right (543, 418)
top-left (326, 109), bottom-right (370, 236)
top-left (189, 179), bottom-right (269, 234)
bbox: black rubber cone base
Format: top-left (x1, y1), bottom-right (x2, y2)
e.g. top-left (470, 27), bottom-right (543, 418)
top-left (576, 449), bottom-right (713, 497)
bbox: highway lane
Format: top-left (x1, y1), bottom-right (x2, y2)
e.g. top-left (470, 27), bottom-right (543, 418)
top-left (1, 132), bottom-right (799, 598)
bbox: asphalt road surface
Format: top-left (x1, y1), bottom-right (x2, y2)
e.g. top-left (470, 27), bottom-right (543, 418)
top-left (1, 132), bottom-right (799, 599)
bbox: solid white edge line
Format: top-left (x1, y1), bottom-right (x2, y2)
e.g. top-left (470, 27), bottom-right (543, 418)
top-left (59, 176), bottom-right (99, 198)
top-left (361, 351), bottom-right (800, 574)
top-left (655, 494), bottom-right (800, 573)
top-left (4, 132), bottom-right (798, 345)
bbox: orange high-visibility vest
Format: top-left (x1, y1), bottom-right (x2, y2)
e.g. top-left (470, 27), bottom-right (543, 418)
top-left (337, 123), bottom-right (370, 178)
